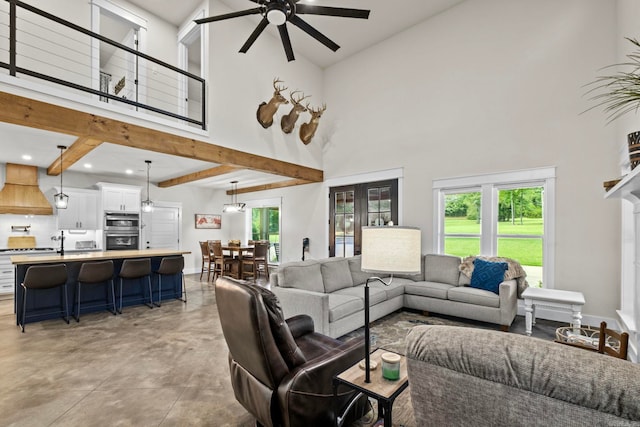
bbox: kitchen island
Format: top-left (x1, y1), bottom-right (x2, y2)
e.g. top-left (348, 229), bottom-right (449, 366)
top-left (12, 249), bottom-right (190, 325)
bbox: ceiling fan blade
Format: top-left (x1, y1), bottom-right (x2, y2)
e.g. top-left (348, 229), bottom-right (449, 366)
top-left (240, 18), bottom-right (269, 53)
top-left (289, 15), bottom-right (339, 52)
top-left (194, 8), bottom-right (262, 24)
top-left (278, 24), bottom-right (295, 62)
top-left (295, 5), bottom-right (370, 19)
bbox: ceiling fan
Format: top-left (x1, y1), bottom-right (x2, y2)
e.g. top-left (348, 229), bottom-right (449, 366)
top-left (194, 0), bottom-right (370, 62)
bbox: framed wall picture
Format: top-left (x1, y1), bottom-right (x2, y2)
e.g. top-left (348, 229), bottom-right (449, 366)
top-left (195, 214), bottom-right (221, 229)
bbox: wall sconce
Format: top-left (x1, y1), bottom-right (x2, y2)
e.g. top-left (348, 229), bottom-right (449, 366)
top-left (223, 180), bottom-right (246, 213)
top-left (141, 160), bottom-right (153, 213)
top-left (53, 145), bottom-right (69, 209)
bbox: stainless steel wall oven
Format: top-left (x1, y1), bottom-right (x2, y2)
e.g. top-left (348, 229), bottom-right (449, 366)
top-left (104, 212), bottom-right (140, 250)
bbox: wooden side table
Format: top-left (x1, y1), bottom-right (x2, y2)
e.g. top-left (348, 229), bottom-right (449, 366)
top-left (521, 287), bottom-right (586, 336)
top-left (333, 348), bottom-right (409, 427)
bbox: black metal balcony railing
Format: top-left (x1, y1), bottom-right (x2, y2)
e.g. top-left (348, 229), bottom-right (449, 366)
top-left (0, 0), bottom-right (206, 130)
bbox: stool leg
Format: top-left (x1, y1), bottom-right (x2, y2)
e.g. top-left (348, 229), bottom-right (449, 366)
top-left (118, 278), bottom-right (123, 314)
top-left (155, 274), bottom-right (162, 307)
top-left (109, 279), bottom-right (117, 315)
top-left (180, 272), bottom-right (187, 303)
top-left (146, 276), bottom-right (153, 309)
top-left (75, 282), bottom-right (82, 322)
top-left (21, 286), bottom-right (27, 333)
top-left (62, 283), bottom-right (69, 324)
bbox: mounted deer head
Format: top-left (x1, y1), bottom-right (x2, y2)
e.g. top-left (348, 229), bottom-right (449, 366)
top-left (280, 91), bottom-right (310, 134)
top-left (256, 78), bottom-right (289, 129)
top-left (299, 103), bottom-right (327, 145)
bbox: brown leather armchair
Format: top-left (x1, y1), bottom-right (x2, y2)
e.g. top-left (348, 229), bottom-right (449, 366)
top-left (215, 277), bottom-right (368, 427)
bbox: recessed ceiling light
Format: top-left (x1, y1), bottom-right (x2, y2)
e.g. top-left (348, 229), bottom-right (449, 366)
top-left (84, 163), bottom-right (92, 169)
top-left (21, 154), bottom-right (32, 160)
top-left (125, 169), bottom-right (133, 175)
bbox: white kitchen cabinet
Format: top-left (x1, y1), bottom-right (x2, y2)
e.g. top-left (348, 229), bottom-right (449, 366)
top-left (57, 188), bottom-right (98, 230)
top-left (0, 255), bottom-right (14, 295)
top-left (97, 183), bottom-right (141, 213)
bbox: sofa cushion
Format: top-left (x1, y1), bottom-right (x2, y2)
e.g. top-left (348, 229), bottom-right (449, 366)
top-left (470, 258), bottom-right (508, 294)
top-left (321, 258), bottom-right (354, 293)
top-left (447, 286), bottom-right (500, 308)
top-left (328, 294), bottom-right (364, 322)
top-left (369, 277), bottom-right (410, 299)
top-left (424, 254), bottom-right (461, 286)
top-left (277, 260), bottom-right (324, 293)
top-left (405, 281), bottom-right (455, 300)
top-left (335, 285), bottom-right (388, 306)
top-left (348, 255), bottom-right (375, 285)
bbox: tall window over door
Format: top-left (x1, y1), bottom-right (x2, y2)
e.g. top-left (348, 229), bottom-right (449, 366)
top-left (330, 180), bottom-right (398, 257)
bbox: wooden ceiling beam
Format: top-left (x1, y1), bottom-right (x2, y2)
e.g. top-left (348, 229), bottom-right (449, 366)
top-left (0, 91), bottom-right (323, 184)
top-left (47, 136), bottom-right (104, 175)
top-left (229, 179), bottom-right (316, 195)
top-left (158, 164), bottom-right (243, 188)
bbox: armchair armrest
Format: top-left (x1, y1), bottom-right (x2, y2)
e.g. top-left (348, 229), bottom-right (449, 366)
top-left (286, 314), bottom-right (315, 338)
top-left (276, 337), bottom-right (366, 426)
top-left (498, 279), bottom-right (518, 327)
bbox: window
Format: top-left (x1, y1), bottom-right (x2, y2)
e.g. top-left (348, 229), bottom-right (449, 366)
top-left (434, 168), bottom-right (555, 289)
top-left (244, 198), bottom-right (281, 264)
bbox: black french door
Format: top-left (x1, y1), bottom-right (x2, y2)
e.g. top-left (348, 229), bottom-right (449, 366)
top-left (329, 179), bottom-right (398, 257)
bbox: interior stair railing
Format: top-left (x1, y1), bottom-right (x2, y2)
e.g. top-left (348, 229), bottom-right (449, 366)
top-left (0, 0), bottom-right (206, 130)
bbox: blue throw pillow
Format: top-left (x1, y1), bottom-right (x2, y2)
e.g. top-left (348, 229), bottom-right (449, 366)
top-left (470, 258), bottom-right (508, 294)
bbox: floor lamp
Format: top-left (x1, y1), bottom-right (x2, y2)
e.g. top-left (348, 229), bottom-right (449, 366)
top-left (360, 226), bottom-right (421, 383)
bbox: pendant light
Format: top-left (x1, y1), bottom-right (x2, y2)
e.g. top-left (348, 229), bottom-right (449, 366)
top-left (53, 145), bottom-right (69, 209)
top-left (223, 180), bottom-right (246, 213)
top-left (141, 160), bottom-right (153, 212)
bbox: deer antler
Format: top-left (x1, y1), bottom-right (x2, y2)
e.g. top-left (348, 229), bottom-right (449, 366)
top-left (273, 77), bottom-right (287, 93)
top-left (309, 103), bottom-right (327, 115)
top-left (290, 91), bottom-right (310, 106)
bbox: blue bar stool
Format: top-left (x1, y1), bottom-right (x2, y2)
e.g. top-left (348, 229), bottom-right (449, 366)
top-left (118, 258), bottom-right (152, 313)
top-left (19, 263), bottom-right (69, 333)
top-left (154, 256), bottom-right (186, 307)
top-left (75, 260), bottom-right (116, 322)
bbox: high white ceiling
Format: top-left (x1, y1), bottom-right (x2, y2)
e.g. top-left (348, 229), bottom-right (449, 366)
top-left (0, 0), bottom-right (465, 190)
top-left (129, 0), bottom-right (465, 69)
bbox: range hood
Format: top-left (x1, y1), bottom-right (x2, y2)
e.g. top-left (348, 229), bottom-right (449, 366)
top-left (0, 163), bottom-right (53, 215)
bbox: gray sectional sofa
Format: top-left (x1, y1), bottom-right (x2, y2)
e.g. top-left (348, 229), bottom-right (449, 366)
top-left (270, 254), bottom-right (518, 338)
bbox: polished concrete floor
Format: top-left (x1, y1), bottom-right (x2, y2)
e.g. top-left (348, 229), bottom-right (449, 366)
top-left (0, 274), bottom-right (256, 427)
top-left (0, 274), bottom-right (564, 427)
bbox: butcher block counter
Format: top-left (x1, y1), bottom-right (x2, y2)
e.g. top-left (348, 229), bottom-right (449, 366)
top-left (10, 249), bottom-right (190, 265)
top-left (12, 249), bottom-right (191, 325)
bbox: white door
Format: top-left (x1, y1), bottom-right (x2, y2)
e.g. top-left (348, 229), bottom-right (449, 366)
top-left (142, 206), bottom-right (180, 250)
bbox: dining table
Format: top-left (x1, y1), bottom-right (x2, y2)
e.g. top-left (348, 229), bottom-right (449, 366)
top-left (222, 245), bottom-right (254, 280)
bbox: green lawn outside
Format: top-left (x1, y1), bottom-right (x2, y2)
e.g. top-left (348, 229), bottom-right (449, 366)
top-left (444, 217), bottom-right (543, 266)
top-left (445, 217), bottom-right (543, 235)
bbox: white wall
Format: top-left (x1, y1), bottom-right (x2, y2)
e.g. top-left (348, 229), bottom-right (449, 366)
top-left (321, 0), bottom-right (621, 318)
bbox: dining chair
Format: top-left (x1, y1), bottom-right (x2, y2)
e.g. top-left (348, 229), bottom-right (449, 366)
top-left (199, 241), bottom-right (212, 281)
top-left (242, 241), bottom-right (269, 281)
top-left (598, 321), bottom-right (629, 360)
top-left (211, 240), bottom-right (238, 280)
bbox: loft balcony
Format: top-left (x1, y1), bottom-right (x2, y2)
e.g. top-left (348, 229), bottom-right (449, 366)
top-left (0, 0), bottom-right (206, 131)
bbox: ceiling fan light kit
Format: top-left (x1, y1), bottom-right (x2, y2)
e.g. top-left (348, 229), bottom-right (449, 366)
top-left (195, 0), bottom-right (370, 62)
